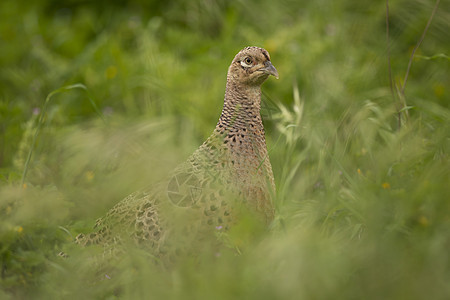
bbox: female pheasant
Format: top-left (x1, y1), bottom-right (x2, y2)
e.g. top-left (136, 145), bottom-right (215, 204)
top-left (76, 46), bottom-right (278, 258)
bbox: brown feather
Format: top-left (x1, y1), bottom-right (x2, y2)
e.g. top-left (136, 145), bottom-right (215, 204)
top-left (76, 46), bottom-right (278, 259)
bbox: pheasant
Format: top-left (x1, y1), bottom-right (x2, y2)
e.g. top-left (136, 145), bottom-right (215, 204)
top-left (76, 46), bottom-right (278, 259)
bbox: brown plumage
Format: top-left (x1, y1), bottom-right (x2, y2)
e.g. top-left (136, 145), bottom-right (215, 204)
top-left (76, 46), bottom-right (278, 258)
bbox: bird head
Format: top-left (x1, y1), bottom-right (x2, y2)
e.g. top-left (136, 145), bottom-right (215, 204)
top-left (227, 46), bottom-right (278, 87)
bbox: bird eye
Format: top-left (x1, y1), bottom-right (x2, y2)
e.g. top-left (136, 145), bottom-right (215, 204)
top-left (240, 57), bottom-right (253, 67)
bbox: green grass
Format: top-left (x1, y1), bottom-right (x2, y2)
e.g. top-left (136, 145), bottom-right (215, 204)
top-left (1, 0), bottom-right (449, 299)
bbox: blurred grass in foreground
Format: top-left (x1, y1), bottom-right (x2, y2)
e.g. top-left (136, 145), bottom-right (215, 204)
top-left (1, 0), bottom-right (449, 299)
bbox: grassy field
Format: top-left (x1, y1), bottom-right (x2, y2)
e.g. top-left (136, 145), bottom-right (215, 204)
top-left (1, 0), bottom-right (449, 299)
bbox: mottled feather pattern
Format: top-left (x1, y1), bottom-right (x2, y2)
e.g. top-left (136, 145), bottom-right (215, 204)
top-left (76, 46), bottom-right (278, 258)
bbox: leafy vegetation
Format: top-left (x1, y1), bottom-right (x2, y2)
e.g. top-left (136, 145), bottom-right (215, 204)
top-left (1, 0), bottom-right (448, 299)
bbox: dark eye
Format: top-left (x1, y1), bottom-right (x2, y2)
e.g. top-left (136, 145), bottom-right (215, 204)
top-left (240, 57), bottom-right (253, 68)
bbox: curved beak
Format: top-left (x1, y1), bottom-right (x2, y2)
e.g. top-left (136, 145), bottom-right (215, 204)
top-left (260, 61), bottom-right (279, 79)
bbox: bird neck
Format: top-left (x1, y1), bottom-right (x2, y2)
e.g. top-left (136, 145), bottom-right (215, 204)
top-left (217, 81), bottom-right (264, 132)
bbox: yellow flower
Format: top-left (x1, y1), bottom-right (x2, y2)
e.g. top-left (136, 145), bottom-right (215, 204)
top-left (382, 182), bottom-right (390, 189)
top-left (17, 226), bottom-right (23, 233)
top-left (433, 83), bottom-right (444, 98)
top-left (357, 168), bottom-right (362, 175)
top-left (418, 216), bottom-right (429, 227)
top-left (105, 66), bottom-right (118, 79)
top-left (85, 171), bottom-right (95, 181)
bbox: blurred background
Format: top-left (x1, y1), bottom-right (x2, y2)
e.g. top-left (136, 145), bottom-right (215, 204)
top-left (0, 0), bottom-right (449, 299)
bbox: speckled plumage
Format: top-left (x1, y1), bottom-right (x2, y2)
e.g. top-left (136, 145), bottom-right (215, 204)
top-left (76, 47), bottom-right (278, 258)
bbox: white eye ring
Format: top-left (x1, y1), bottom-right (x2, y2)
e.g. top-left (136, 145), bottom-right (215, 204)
top-left (240, 57), bottom-right (253, 68)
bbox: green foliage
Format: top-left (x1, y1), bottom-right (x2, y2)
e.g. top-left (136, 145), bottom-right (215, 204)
top-left (1, 0), bottom-right (449, 299)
